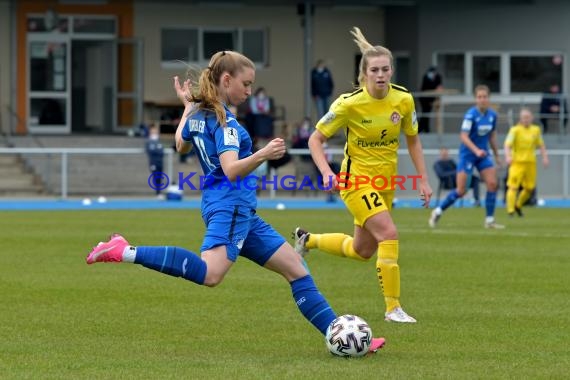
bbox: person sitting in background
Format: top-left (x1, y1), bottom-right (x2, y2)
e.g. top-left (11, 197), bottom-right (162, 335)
top-left (292, 117), bottom-right (314, 162)
top-left (433, 148), bottom-right (480, 207)
top-left (539, 84), bottom-right (568, 134)
top-left (145, 125), bottom-right (164, 198)
top-left (246, 87), bottom-right (275, 148)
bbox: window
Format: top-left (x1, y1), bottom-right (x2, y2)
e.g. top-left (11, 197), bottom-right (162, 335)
top-left (436, 53), bottom-right (464, 92)
top-left (30, 98), bottom-right (67, 126)
top-left (30, 42), bottom-right (67, 92)
top-left (473, 55), bottom-right (500, 93)
top-left (435, 51), bottom-right (565, 94)
top-left (202, 30), bottom-right (237, 58)
top-left (161, 29), bottom-right (199, 62)
top-left (510, 55), bottom-right (563, 93)
top-left (242, 29), bottom-right (266, 64)
top-left (72, 17), bottom-right (116, 34)
top-left (161, 27), bottom-right (268, 67)
top-left (27, 15), bottom-right (69, 33)
top-left (393, 54), bottom-right (410, 88)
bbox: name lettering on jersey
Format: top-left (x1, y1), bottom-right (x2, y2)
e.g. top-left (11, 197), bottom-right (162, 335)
top-left (320, 111), bottom-right (336, 124)
top-left (477, 124), bottom-right (493, 136)
top-left (390, 112), bottom-right (401, 124)
top-left (224, 127), bottom-right (239, 146)
top-left (361, 119), bottom-right (372, 124)
top-left (189, 119), bottom-right (205, 133)
top-left (356, 137), bottom-right (399, 148)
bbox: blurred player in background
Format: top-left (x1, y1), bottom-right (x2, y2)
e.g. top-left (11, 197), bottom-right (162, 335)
top-left (86, 49), bottom-right (385, 352)
top-left (429, 84), bottom-right (504, 229)
top-left (294, 27), bottom-right (432, 324)
top-left (504, 108), bottom-right (549, 217)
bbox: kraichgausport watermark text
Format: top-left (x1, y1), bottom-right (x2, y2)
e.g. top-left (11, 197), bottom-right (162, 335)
top-left (148, 172), bottom-right (423, 192)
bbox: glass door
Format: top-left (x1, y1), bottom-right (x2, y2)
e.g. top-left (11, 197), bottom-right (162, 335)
top-left (27, 34), bottom-right (71, 133)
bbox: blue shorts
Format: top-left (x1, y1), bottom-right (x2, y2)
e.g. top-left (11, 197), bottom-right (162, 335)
top-left (457, 154), bottom-right (494, 175)
top-left (201, 206), bottom-right (286, 266)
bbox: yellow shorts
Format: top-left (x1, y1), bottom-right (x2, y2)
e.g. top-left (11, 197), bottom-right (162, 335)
top-left (340, 187), bottom-right (394, 227)
top-left (507, 162), bottom-right (536, 190)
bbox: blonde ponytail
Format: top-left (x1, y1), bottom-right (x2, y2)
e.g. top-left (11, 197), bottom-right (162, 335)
top-left (187, 51), bottom-right (255, 127)
top-left (350, 26), bottom-right (374, 53)
top-left (350, 27), bottom-right (394, 87)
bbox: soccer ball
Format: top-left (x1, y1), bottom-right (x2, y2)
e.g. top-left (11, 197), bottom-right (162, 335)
top-left (325, 314), bottom-right (372, 357)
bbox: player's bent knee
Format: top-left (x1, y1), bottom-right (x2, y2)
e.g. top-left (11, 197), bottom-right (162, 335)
top-left (356, 250), bottom-right (375, 260)
top-left (352, 241), bottom-right (377, 260)
top-left (203, 272), bottom-right (225, 287)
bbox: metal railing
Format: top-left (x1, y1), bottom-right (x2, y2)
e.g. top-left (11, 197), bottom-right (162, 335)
top-left (0, 147), bottom-right (567, 199)
top-left (0, 147), bottom-right (175, 199)
top-left (413, 92), bottom-right (568, 135)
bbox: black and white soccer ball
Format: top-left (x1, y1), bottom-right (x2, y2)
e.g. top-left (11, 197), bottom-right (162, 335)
top-left (325, 314), bottom-right (372, 357)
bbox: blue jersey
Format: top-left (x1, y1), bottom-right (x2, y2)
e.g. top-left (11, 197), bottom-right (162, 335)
top-left (458, 106), bottom-right (497, 157)
top-left (181, 106), bottom-right (256, 215)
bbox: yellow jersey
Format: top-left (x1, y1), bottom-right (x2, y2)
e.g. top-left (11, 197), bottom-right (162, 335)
top-left (505, 124), bottom-right (544, 163)
top-left (316, 84), bottom-right (418, 179)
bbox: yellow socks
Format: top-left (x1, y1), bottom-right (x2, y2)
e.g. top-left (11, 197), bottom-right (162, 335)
top-left (506, 187), bottom-right (518, 214)
top-left (508, 187), bottom-right (534, 213)
top-left (516, 188), bottom-right (533, 209)
top-left (376, 240), bottom-right (401, 312)
top-left (306, 233), bottom-right (368, 261)
top-left (305, 234), bottom-right (402, 313)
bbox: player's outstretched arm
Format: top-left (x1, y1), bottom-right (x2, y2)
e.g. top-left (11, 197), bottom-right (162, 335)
top-left (308, 130), bottom-right (338, 191)
top-left (405, 134), bottom-right (432, 207)
top-left (173, 76), bottom-right (194, 154)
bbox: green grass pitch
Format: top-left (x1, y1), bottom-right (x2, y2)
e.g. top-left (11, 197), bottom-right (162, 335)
top-left (1, 207), bottom-right (569, 379)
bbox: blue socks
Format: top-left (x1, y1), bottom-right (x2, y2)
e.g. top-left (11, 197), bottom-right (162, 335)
top-left (134, 246), bottom-right (207, 285)
top-left (133, 249), bottom-right (335, 335)
top-left (440, 189), bottom-right (460, 211)
top-left (291, 275), bottom-right (336, 335)
top-left (485, 191), bottom-right (497, 217)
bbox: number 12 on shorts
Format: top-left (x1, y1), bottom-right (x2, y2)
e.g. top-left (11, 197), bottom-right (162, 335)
top-left (361, 192), bottom-right (383, 210)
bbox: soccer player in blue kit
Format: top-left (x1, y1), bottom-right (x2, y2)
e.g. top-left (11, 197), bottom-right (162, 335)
top-left (86, 50), bottom-right (385, 353)
top-left (429, 84), bottom-right (504, 229)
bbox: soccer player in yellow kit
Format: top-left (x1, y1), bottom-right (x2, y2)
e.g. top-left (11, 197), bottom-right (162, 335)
top-left (504, 108), bottom-right (549, 217)
top-left (293, 27), bottom-right (432, 323)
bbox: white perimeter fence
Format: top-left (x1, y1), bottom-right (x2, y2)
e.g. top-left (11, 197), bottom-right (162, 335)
top-left (0, 147), bottom-right (568, 199)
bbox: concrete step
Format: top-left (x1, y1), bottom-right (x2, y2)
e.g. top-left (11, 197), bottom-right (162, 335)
top-left (0, 176), bottom-right (37, 187)
top-left (0, 155), bottom-right (19, 166)
top-left (0, 186), bottom-right (45, 196)
top-left (0, 166), bottom-right (29, 176)
top-left (0, 152), bottom-right (45, 196)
